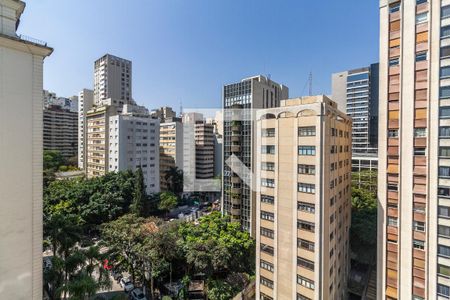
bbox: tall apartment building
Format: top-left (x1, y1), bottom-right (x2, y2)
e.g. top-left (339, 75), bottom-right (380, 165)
top-left (222, 75), bottom-right (289, 234)
top-left (86, 105), bottom-right (118, 177)
top-left (78, 89), bottom-right (94, 169)
top-left (94, 54), bottom-right (132, 106)
top-left (43, 90), bottom-right (78, 112)
top-left (255, 96), bottom-right (352, 300)
top-left (43, 104), bottom-right (78, 159)
top-left (378, 0), bottom-right (450, 299)
top-left (0, 0), bottom-right (52, 299)
top-left (332, 64), bottom-right (379, 187)
top-left (160, 119), bottom-right (183, 191)
top-left (109, 107), bottom-right (160, 194)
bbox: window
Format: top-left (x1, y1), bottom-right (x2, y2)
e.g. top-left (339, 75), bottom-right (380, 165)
top-left (260, 243), bottom-right (274, 255)
top-left (438, 284), bottom-right (450, 297)
top-left (298, 221), bottom-right (315, 232)
top-left (441, 127), bottom-right (450, 137)
top-left (260, 227), bottom-right (274, 239)
top-left (260, 293), bottom-right (273, 300)
top-left (298, 202), bottom-right (315, 213)
top-left (413, 203), bottom-right (425, 213)
top-left (388, 184), bottom-right (398, 191)
top-left (261, 195), bottom-right (274, 205)
top-left (389, 2), bottom-right (400, 13)
top-left (298, 239), bottom-right (314, 251)
top-left (298, 126), bottom-right (316, 136)
top-left (413, 221), bottom-right (425, 232)
top-left (297, 257), bottom-right (314, 271)
top-left (440, 147), bottom-right (450, 157)
top-left (443, 5), bottom-right (450, 19)
top-left (439, 206), bottom-right (450, 218)
top-left (441, 87), bottom-right (450, 100)
top-left (416, 52), bottom-right (427, 62)
top-left (297, 275), bottom-right (315, 290)
top-left (389, 58), bottom-right (399, 66)
top-left (298, 146), bottom-right (316, 156)
top-left (297, 294), bottom-right (312, 300)
top-left (388, 217), bottom-right (398, 227)
top-left (441, 107), bottom-right (450, 118)
top-left (439, 225), bottom-right (450, 237)
top-left (261, 145), bottom-right (275, 154)
top-left (388, 129), bottom-right (399, 138)
top-left (261, 211), bottom-right (274, 222)
top-left (260, 260), bottom-right (274, 272)
top-left (416, 0), bottom-right (427, 4)
top-left (442, 46), bottom-right (450, 58)
top-left (262, 128), bottom-right (275, 137)
top-left (442, 66), bottom-right (450, 79)
top-left (438, 264), bottom-right (450, 277)
top-left (414, 147), bottom-right (426, 156)
top-left (440, 167), bottom-right (450, 178)
top-left (298, 183), bottom-right (315, 194)
top-left (260, 276), bottom-right (274, 289)
top-left (438, 245), bottom-right (450, 258)
top-left (416, 12), bottom-right (428, 24)
top-left (413, 239), bottom-right (425, 250)
top-left (298, 164), bottom-right (316, 175)
top-left (443, 25), bottom-right (450, 38)
top-left (414, 128), bottom-right (426, 137)
top-left (261, 178), bottom-right (275, 188)
top-left (262, 162), bottom-right (275, 171)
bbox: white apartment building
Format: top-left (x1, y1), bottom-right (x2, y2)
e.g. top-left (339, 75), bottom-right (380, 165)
top-left (78, 89), bottom-right (94, 169)
top-left (109, 107), bottom-right (160, 194)
top-left (94, 54), bottom-right (133, 106)
top-left (0, 0), bottom-right (52, 299)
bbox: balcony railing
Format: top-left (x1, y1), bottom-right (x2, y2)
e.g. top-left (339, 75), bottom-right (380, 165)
top-left (19, 34), bottom-right (48, 47)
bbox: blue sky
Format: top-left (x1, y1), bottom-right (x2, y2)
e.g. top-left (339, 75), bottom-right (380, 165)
top-left (20, 0), bottom-right (379, 112)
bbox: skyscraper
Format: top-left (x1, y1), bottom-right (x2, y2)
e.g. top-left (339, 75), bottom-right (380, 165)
top-left (255, 96), bottom-right (352, 300)
top-left (0, 0), bottom-right (52, 298)
top-left (332, 64), bottom-right (379, 187)
top-left (378, 0), bottom-right (446, 299)
top-left (222, 75), bottom-right (288, 235)
top-left (93, 54), bottom-right (133, 106)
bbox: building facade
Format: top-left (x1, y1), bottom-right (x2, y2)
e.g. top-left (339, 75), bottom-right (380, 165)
top-left (160, 120), bottom-right (184, 191)
top-left (332, 64), bottom-right (379, 188)
top-left (378, 0), bottom-right (450, 299)
top-left (109, 112), bottom-right (160, 194)
top-left (222, 75), bottom-right (289, 235)
top-left (94, 54), bottom-right (132, 106)
top-left (78, 89), bottom-right (94, 169)
top-left (0, 0), bottom-right (52, 299)
top-left (153, 106), bottom-right (177, 123)
top-left (43, 104), bottom-right (78, 159)
top-left (255, 96), bottom-right (352, 300)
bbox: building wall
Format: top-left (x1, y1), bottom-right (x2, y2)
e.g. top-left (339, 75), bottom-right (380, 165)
top-left (222, 75), bottom-right (289, 235)
top-left (0, 0), bottom-right (52, 298)
top-left (160, 121), bottom-right (183, 191)
top-left (378, 0), bottom-right (444, 299)
top-left (109, 115), bottom-right (160, 194)
top-left (255, 96), bottom-right (352, 300)
top-left (43, 105), bottom-right (78, 159)
top-left (78, 89), bottom-right (93, 169)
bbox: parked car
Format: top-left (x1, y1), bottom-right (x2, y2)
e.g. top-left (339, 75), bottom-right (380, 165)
top-left (130, 288), bottom-right (147, 300)
top-left (119, 277), bottom-right (134, 292)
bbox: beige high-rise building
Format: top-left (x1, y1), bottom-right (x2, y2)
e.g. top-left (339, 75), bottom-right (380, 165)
top-left (160, 119), bottom-right (183, 191)
top-left (78, 89), bottom-right (94, 169)
top-left (255, 96), bottom-right (352, 300)
top-left (0, 0), bottom-right (52, 299)
top-left (378, 0), bottom-right (450, 299)
top-left (94, 54), bottom-right (132, 106)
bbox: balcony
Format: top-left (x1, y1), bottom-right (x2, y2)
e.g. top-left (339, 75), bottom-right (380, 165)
top-left (231, 136), bottom-right (240, 142)
top-left (231, 176), bottom-right (241, 184)
top-left (231, 145), bottom-right (241, 153)
top-left (231, 187), bottom-right (241, 195)
top-left (231, 207), bottom-right (241, 216)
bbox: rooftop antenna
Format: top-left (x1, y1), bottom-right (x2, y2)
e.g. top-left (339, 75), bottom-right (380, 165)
top-left (308, 71), bottom-right (313, 96)
top-left (179, 100), bottom-right (183, 117)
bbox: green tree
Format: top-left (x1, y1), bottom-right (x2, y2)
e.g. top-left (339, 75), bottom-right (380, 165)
top-left (164, 166), bottom-right (183, 195)
top-left (206, 279), bottom-right (235, 300)
top-left (158, 192), bottom-right (178, 214)
top-left (350, 186), bottom-right (377, 264)
top-left (130, 167), bottom-right (146, 216)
